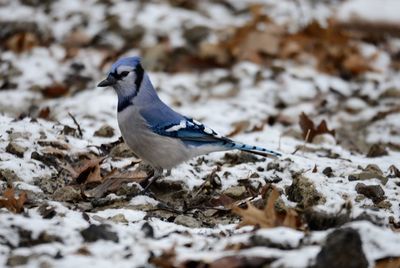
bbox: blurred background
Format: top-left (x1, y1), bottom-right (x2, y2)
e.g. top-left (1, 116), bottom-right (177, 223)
top-left (1, 1), bottom-right (400, 267)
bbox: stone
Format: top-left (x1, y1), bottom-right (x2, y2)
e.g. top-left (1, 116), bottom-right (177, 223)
top-left (223, 185), bottom-right (247, 199)
top-left (355, 183), bottom-right (385, 203)
top-left (109, 214), bottom-right (128, 224)
top-left (94, 124), bottom-right (115, 137)
top-left (183, 25), bottom-right (210, 46)
top-left (53, 186), bottom-right (81, 202)
top-left (80, 224), bottom-right (119, 243)
top-left (366, 144), bottom-right (388, 157)
top-left (110, 143), bottom-right (136, 158)
top-left (314, 228), bottom-right (368, 268)
top-left (0, 169), bottom-right (21, 183)
top-left (6, 142), bottom-right (27, 157)
top-left (348, 169), bottom-right (387, 185)
top-left (285, 175), bottom-right (325, 208)
top-left (174, 215), bottom-right (201, 228)
top-left (6, 255), bottom-right (29, 267)
top-left (322, 167), bottom-right (333, 177)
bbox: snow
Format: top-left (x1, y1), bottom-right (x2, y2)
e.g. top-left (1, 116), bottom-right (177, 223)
top-left (0, 0), bottom-right (400, 267)
top-left (337, 0), bottom-right (400, 25)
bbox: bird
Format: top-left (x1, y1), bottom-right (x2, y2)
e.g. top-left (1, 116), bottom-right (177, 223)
top-left (98, 56), bottom-right (282, 191)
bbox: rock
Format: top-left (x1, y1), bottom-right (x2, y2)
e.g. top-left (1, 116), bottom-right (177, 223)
top-left (376, 200), bottom-right (392, 209)
top-left (304, 209), bottom-right (350, 231)
top-left (250, 235), bottom-right (295, 250)
top-left (285, 175), bottom-right (325, 208)
top-left (183, 25), bottom-right (210, 46)
top-left (80, 224), bottom-right (119, 243)
top-left (314, 228), bottom-right (368, 268)
top-left (31, 151), bottom-right (59, 168)
top-left (9, 131), bottom-right (31, 140)
top-left (37, 140), bottom-right (69, 150)
top-left (0, 169), bottom-right (21, 183)
top-left (380, 87), bottom-right (400, 98)
top-left (223, 185), bottom-right (247, 199)
top-left (38, 203), bottom-right (57, 219)
top-left (109, 214), bottom-right (128, 224)
top-left (366, 144), bottom-right (388, 157)
top-left (141, 222), bottom-right (154, 238)
top-left (94, 124), bottom-right (115, 137)
top-left (6, 255), bottom-right (29, 267)
top-left (53, 186), bottom-right (81, 202)
top-left (6, 141), bottom-right (27, 157)
top-left (222, 151), bottom-right (263, 166)
top-left (110, 143), bottom-right (136, 158)
top-left (18, 229), bottom-right (62, 247)
top-left (348, 165), bottom-right (387, 185)
top-left (35, 174), bottom-right (68, 195)
top-left (322, 167), bottom-right (333, 177)
top-left (355, 183), bottom-right (385, 203)
top-left (174, 215), bottom-right (201, 228)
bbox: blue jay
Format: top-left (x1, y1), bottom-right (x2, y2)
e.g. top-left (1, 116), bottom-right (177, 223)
top-left (98, 57), bottom-right (281, 191)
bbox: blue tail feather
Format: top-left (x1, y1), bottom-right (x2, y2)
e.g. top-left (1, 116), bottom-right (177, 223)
top-left (228, 141), bottom-right (282, 158)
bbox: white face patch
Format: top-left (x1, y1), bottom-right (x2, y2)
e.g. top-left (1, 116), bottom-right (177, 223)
top-left (165, 120), bottom-right (187, 132)
top-left (116, 65), bottom-right (133, 75)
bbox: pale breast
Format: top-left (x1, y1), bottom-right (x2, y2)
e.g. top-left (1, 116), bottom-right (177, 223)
top-left (117, 106), bottom-right (192, 169)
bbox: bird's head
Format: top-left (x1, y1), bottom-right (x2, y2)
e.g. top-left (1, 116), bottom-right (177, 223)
top-left (97, 56), bottom-right (144, 96)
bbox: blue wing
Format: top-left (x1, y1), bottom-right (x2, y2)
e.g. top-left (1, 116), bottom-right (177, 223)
top-left (139, 103), bottom-right (281, 157)
top-left (153, 117), bottom-right (231, 147)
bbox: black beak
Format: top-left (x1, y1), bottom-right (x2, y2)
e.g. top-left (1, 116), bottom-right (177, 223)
top-left (97, 75), bottom-right (117, 87)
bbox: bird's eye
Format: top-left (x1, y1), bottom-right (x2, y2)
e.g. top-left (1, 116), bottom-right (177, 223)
top-left (120, 71), bottom-right (129, 77)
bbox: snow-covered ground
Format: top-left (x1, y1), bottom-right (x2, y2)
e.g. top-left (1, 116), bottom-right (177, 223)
top-left (1, 0), bottom-right (400, 267)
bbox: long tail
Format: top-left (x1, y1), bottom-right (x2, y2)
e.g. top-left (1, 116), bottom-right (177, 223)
top-left (225, 141), bottom-right (282, 158)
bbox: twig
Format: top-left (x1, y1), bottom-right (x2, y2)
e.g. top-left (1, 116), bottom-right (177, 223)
top-left (68, 112), bottom-right (83, 138)
top-left (292, 128), bottom-right (310, 155)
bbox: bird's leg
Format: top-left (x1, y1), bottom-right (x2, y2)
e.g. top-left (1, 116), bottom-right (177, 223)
top-left (141, 167), bottom-right (163, 193)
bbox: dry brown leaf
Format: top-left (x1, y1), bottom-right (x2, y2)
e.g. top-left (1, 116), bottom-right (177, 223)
top-left (6, 32), bottom-right (39, 53)
top-left (68, 156), bottom-right (106, 186)
top-left (149, 246), bottom-right (176, 268)
top-left (233, 186), bottom-right (301, 229)
top-left (87, 170), bottom-right (148, 198)
top-left (208, 255), bottom-right (274, 268)
top-left (38, 107), bottom-right (51, 119)
top-left (42, 83), bottom-right (69, 98)
top-left (0, 188), bottom-right (27, 213)
top-left (375, 257), bottom-right (400, 268)
top-left (227, 120), bottom-right (250, 137)
top-left (299, 112), bottom-right (335, 143)
top-left (281, 21), bottom-right (373, 77)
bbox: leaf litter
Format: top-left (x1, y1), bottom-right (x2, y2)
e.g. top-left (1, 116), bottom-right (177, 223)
top-left (0, 0), bottom-right (400, 267)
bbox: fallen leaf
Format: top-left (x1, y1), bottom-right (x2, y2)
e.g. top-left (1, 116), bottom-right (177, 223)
top-left (42, 83), bottom-right (69, 98)
top-left (312, 165), bottom-right (318, 173)
top-left (67, 156), bottom-right (106, 186)
top-left (87, 170), bottom-right (147, 198)
top-left (0, 188), bottom-right (27, 213)
top-left (233, 185), bottom-right (301, 229)
top-left (37, 107), bottom-right (51, 119)
top-left (6, 32), bottom-right (39, 53)
top-left (208, 255), bottom-right (275, 268)
top-left (299, 112), bottom-right (335, 143)
top-left (227, 120), bottom-right (250, 137)
top-left (148, 246), bottom-right (176, 268)
top-left (375, 257), bottom-right (400, 268)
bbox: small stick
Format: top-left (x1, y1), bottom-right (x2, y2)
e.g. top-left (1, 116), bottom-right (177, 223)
top-left (292, 128), bottom-right (310, 155)
top-left (68, 112), bottom-right (83, 138)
